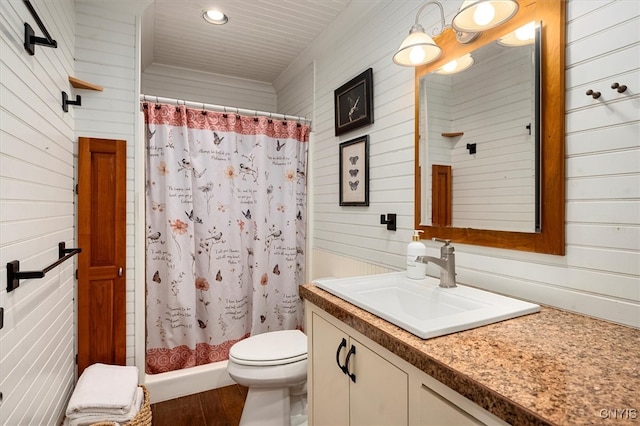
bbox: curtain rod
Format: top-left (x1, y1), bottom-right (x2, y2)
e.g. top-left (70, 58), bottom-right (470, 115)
top-left (140, 94), bottom-right (311, 125)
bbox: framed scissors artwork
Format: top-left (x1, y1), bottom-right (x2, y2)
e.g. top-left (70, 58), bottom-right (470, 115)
top-left (334, 68), bottom-right (373, 136)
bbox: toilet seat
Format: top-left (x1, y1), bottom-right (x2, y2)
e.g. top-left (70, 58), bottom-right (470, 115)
top-left (229, 330), bottom-right (307, 366)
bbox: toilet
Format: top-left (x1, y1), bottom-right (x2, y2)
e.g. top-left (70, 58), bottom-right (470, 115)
top-left (227, 329), bottom-right (308, 426)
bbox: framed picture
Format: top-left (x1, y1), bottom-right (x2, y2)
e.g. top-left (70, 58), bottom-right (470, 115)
top-left (334, 68), bottom-right (374, 136)
top-left (339, 135), bottom-right (369, 206)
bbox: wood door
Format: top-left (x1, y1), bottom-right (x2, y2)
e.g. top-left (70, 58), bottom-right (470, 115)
top-left (432, 164), bottom-right (452, 227)
top-left (77, 137), bottom-right (127, 374)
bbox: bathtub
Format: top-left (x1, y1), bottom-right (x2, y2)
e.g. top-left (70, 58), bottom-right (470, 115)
top-left (143, 361), bottom-right (236, 403)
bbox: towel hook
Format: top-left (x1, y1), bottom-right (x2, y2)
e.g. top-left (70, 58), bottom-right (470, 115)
top-left (586, 89), bottom-right (601, 99)
top-left (611, 82), bottom-right (627, 93)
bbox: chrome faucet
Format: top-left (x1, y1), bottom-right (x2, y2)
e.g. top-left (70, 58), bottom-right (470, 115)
top-left (416, 238), bottom-right (456, 288)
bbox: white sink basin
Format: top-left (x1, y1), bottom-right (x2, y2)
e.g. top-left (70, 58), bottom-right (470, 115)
top-left (313, 272), bottom-right (540, 339)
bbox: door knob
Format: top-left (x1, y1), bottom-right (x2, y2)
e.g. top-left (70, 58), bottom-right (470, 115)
top-left (118, 267), bottom-right (123, 277)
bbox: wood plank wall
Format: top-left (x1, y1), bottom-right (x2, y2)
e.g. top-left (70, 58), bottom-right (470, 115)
top-left (73, 2), bottom-right (138, 366)
top-left (2, 4), bottom-right (637, 424)
top-left (276, 0), bottom-right (639, 327)
top-left (141, 63), bottom-right (277, 113)
top-left (0, 0), bottom-right (77, 424)
top-left (449, 44), bottom-right (535, 232)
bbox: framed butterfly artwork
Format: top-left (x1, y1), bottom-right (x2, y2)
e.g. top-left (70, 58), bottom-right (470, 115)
top-left (334, 68), bottom-right (373, 136)
top-left (339, 135), bottom-right (369, 206)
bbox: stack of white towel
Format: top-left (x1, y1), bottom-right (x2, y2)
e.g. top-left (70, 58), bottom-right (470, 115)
top-left (64, 363), bottom-right (143, 426)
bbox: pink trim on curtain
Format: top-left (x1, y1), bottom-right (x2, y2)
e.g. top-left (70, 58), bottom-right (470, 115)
top-left (144, 103), bottom-right (310, 142)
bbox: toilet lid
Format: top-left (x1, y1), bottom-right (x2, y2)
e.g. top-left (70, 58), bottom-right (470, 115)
top-left (229, 330), bottom-right (307, 366)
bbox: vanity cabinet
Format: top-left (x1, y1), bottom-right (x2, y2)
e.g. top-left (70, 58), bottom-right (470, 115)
top-left (306, 302), bottom-right (509, 426)
top-left (310, 311), bottom-right (408, 425)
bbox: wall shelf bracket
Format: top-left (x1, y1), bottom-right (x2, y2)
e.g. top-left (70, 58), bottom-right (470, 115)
top-left (62, 91), bottom-right (81, 112)
top-left (6, 242), bottom-right (81, 292)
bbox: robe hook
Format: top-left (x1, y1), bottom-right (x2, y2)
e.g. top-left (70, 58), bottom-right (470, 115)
top-left (586, 89), bottom-right (601, 99)
top-left (611, 82), bottom-right (627, 93)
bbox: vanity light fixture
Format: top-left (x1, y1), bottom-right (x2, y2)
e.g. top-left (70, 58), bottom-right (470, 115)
top-left (203, 9), bottom-right (228, 25)
top-left (451, 0), bottom-right (519, 34)
top-left (393, 0), bottom-right (519, 67)
top-left (498, 21), bottom-right (536, 46)
top-left (392, 1), bottom-right (445, 67)
top-left (435, 53), bottom-right (474, 74)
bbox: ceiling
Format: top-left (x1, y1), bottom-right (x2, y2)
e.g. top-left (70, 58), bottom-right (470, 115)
top-left (142, 0), bottom-right (351, 83)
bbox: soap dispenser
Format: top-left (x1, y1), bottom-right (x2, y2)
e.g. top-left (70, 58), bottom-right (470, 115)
top-left (407, 230), bottom-right (427, 279)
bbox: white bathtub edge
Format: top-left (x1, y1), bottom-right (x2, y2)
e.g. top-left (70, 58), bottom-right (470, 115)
top-left (143, 361), bottom-right (235, 403)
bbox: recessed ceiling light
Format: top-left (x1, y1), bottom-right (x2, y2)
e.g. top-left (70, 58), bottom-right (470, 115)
top-left (203, 9), bottom-right (228, 25)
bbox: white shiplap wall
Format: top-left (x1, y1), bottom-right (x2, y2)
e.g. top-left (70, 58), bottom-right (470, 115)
top-left (141, 63), bottom-right (277, 112)
top-left (0, 0), bottom-right (77, 424)
top-left (275, 0), bottom-right (640, 328)
top-left (448, 44), bottom-right (536, 232)
top-left (73, 2), bottom-right (139, 366)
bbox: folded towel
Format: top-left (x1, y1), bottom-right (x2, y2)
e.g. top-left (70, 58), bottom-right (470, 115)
top-left (64, 386), bottom-right (143, 426)
top-left (66, 363), bottom-right (139, 416)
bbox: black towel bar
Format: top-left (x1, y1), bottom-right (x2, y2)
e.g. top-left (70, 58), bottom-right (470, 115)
top-left (23, 0), bottom-right (58, 55)
top-left (6, 242), bottom-right (81, 293)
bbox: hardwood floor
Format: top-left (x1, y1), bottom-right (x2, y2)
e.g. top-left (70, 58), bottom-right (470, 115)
top-left (151, 384), bottom-right (248, 426)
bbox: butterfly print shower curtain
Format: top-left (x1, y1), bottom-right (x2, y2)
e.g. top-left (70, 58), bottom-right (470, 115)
top-left (143, 103), bottom-right (309, 374)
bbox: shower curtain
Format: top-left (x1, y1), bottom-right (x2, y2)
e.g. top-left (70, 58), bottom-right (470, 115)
top-left (143, 102), bottom-right (310, 374)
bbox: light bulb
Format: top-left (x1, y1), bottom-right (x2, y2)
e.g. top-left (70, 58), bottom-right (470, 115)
top-left (442, 60), bottom-right (458, 73)
top-left (409, 46), bottom-right (426, 64)
top-left (473, 2), bottom-right (495, 26)
top-left (205, 10), bottom-right (225, 21)
top-left (515, 21), bottom-right (535, 41)
top-left (203, 9), bottom-right (228, 25)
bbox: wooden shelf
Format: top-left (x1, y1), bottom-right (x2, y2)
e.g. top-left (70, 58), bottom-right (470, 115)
top-left (441, 132), bottom-right (464, 138)
top-left (69, 76), bottom-right (103, 91)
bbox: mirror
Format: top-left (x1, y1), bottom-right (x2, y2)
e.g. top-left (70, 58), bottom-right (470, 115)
top-left (419, 24), bottom-right (541, 233)
top-left (414, 0), bottom-right (566, 255)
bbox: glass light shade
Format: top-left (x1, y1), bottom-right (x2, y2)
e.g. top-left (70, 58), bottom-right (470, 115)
top-left (393, 29), bottom-right (442, 67)
top-left (498, 21), bottom-right (536, 46)
top-left (435, 53), bottom-right (474, 74)
top-left (452, 0), bottom-right (519, 33)
top-left (203, 9), bottom-right (228, 25)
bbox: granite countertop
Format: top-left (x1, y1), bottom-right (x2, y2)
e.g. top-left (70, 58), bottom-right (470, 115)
top-left (300, 283), bottom-right (640, 426)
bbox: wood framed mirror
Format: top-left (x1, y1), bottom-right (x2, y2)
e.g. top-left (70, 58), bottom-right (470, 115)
top-left (414, 0), bottom-right (565, 255)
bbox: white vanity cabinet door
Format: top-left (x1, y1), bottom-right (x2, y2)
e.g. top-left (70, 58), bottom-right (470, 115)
top-left (349, 337), bottom-right (408, 425)
top-left (310, 312), bottom-right (408, 426)
top-left (417, 382), bottom-right (485, 425)
top-left (310, 311), bottom-right (350, 425)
